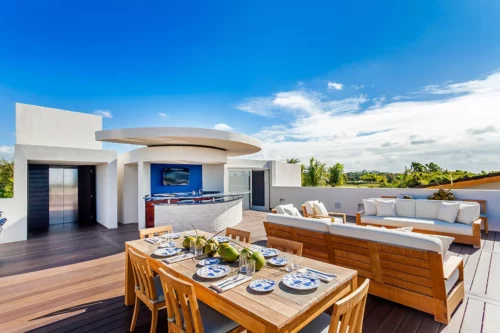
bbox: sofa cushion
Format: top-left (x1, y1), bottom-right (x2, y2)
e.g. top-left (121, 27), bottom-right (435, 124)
top-left (456, 202), bottom-right (480, 225)
top-left (429, 234), bottom-right (455, 258)
top-left (376, 200), bottom-right (396, 217)
top-left (304, 200), bottom-right (320, 215)
top-left (362, 199), bottom-right (377, 215)
top-left (416, 200), bottom-right (442, 219)
top-left (395, 199), bottom-right (416, 218)
top-left (275, 204), bottom-right (294, 215)
top-left (361, 215), bottom-right (473, 236)
top-left (266, 213), bottom-right (331, 232)
top-left (445, 267), bottom-right (460, 294)
top-left (283, 206), bottom-right (301, 216)
top-left (328, 223), bottom-right (443, 254)
top-left (437, 202), bottom-right (460, 223)
top-left (313, 202), bottom-right (329, 216)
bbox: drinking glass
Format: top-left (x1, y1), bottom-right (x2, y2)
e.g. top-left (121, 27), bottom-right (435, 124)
top-left (194, 244), bottom-right (203, 257)
top-left (239, 251), bottom-right (250, 274)
top-left (286, 252), bottom-right (295, 272)
top-left (190, 238), bottom-right (197, 254)
top-left (245, 258), bottom-right (256, 276)
top-left (292, 255), bottom-right (302, 270)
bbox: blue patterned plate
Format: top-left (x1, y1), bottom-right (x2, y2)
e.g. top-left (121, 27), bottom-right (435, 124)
top-left (196, 265), bottom-right (231, 279)
top-left (268, 256), bottom-right (288, 266)
top-left (198, 258), bottom-right (221, 266)
top-left (158, 241), bottom-right (176, 248)
top-left (249, 279), bottom-right (276, 292)
top-left (214, 236), bottom-right (231, 243)
top-left (260, 248), bottom-right (279, 258)
top-left (153, 247), bottom-right (183, 257)
top-left (282, 273), bottom-right (320, 290)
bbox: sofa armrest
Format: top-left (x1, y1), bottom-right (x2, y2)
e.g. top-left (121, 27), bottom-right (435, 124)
top-left (443, 256), bottom-right (463, 280)
top-left (356, 211), bottom-right (365, 225)
top-left (271, 208), bottom-right (277, 214)
top-left (327, 212), bottom-right (346, 223)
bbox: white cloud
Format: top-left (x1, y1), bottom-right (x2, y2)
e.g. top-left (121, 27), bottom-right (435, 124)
top-left (353, 84), bottom-right (364, 90)
top-left (94, 109), bottom-right (112, 118)
top-left (327, 82), bottom-right (343, 90)
top-left (214, 123), bottom-right (233, 131)
top-left (0, 146), bottom-right (14, 160)
top-left (242, 71), bottom-right (500, 172)
top-left (158, 113), bottom-right (168, 117)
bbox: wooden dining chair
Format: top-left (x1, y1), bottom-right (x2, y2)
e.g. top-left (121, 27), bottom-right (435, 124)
top-left (225, 227), bottom-right (251, 243)
top-left (139, 225), bottom-right (173, 239)
top-left (128, 249), bottom-right (166, 333)
top-left (158, 268), bottom-right (243, 333)
top-left (299, 279), bottom-right (370, 333)
top-left (267, 236), bottom-right (303, 256)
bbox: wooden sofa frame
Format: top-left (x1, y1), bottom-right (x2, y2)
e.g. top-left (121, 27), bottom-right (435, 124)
top-left (263, 221), bottom-right (465, 324)
top-left (355, 211), bottom-right (482, 248)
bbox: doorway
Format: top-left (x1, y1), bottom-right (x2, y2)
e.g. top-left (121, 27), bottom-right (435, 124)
top-left (49, 167), bottom-right (78, 224)
top-left (251, 170), bottom-right (265, 207)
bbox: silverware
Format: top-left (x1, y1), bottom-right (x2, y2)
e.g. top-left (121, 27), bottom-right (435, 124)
top-left (305, 268), bottom-right (335, 279)
top-left (218, 274), bottom-right (242, 288)
top-left (218, 276), bottom-right (247, 289)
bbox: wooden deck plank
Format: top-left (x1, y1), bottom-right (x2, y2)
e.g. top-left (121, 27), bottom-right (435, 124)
top-left (470, 250), bottom-right (491, 295)
top-left (394, 308), bottom-right (425, 333)
top-left (459, 298), bottom-right (484, 333)
top-left (483, 302), bottom-right (500, 333)
top-left (463, 248), bottom-right (482, 290)
top-left (438, 297), bottom-right (467, 333)
top-left (486, 252), bottom-right (500, 301)
top-left (483, 231), bottom-right (495, 252)
top-left (493, 232), bottom-right (500, 253)
top-left (373, 306), bottom-right (409, 333)
top-left (415, 314), bottom-right (441, 333)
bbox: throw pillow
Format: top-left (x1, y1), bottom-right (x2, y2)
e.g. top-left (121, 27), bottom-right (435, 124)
top-left (429, 235), bottom-right (455, 257)
top-left (304, 200), bottom-right (319, 215)
top-left (362, 199), bottom-right (377, 216)
top-left (437, 202), bottom-right (461, 223)
top-left (375, 200), bottom-right (396, 217)
top-left (394, 226), bottom-right (414, 233)
top-left (313, 202), bottom-right (329, 217)
top-left (283, 206), bottom-right (301, 217)
top-left (456, 203), bottom-right (480, 225)
top-left (275, 204), bottom-right (294, 215)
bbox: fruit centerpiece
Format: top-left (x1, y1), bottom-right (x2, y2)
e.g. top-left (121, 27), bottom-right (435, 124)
top-left (428, 188), bottom-right (456, 200)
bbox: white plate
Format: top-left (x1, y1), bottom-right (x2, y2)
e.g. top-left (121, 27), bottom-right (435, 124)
top-left (260, 248), bottom-right (279, 258)
top-left (199, 258), bottom-right (221, 266)
top-left (249, 279), bottom-right (276, 292)
top-left (214, 236), bottom-right (231, 243)
top-left (162, 233), bottom-right (181, 239)
top-left (282, 273), bottom-right (320, 290)
top-left (197, 265), bottom-right (231, 279)
top-left (153, 247), bottom-right (183, 257)
top-left (158, 241), bottom-right (176, 248)
top-left (268, 256), bottom-right (288, 266)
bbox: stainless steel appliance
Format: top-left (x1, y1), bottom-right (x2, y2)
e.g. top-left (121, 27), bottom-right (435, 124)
top-left (49, 167), bottom-right (78, 224)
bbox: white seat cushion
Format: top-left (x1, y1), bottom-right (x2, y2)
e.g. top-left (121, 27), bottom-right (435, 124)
top-left (275, 204), bottom-right (294, 215)
top-left (456, 202), bottom-right (480, 225)
top-left (361, 215), bottom-right (473, 236)
top-left (328, 223), bottom-right (443, 254)
top-left (304, 200), bottom-right (320, 215)
top-left (266, 213), bottom-right (331, 232)
top-left (445, 267), bottom-right (460, 294)
top-left (395, 199), bottom-right (416, 217)
top-left (318, 217), bottom-right (344, 223)
top-left (313, 202), bottom-right (329, 216)
top-left (416, 200), bottom-right (442, 219)
top-left (376, 200), bottom-right (396, 217)
top-left (298, 312), bottom-right (331, 333)
top-left (283, 206), bottom-right (301, 216)
top-left (437, 202), bottom-right (460, 223)
top-left (362, 199), bottom-right (377, 215)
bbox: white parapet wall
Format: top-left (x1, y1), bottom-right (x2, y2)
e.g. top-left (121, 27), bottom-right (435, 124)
top-left (270, 186), bottom-right (500, 232)
top-left (153, 199), bottom-right (243, 233)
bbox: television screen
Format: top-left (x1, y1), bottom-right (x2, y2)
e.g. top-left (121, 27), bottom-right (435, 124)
top-left (163, 168), bottom-right (189, 186)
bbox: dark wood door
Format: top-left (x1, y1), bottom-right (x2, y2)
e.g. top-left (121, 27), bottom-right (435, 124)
top-left (28, 164), bottom-right (50, 229)
top-left (78, 166), bottom-right (96, 225)
top-left (251, 170), bottom-right (265, 207)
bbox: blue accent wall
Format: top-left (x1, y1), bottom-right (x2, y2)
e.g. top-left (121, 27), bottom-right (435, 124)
top-left (150, 164), bottom-right (203, 194)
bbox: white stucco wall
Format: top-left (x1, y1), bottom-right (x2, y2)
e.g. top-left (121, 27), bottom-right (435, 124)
top-left (16, 103), bottom-right (102, 150)
top-left (270, 186), bottom-right (500, 232)
top-left (96, 161), bottom-right (118, 229)
top-left (121, 164), bottom-right (139, 224)
top-left (271, 161), bottom-right (302, 186)
top-left (202, 164), bottom-right (225, 193)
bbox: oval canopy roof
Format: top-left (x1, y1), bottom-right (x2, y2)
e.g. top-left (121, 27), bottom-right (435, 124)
top-left (95, 127), bottom-right (262, 157)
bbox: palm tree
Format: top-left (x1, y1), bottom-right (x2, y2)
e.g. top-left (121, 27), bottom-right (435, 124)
top-left (286, 158), bottom-right (300, 164)
top-left (0, 158), bottom-right (14, 198)
top-left (302, 157), bottom-right (327, 186)
top-left (327, 163), bottom-right (345, 186)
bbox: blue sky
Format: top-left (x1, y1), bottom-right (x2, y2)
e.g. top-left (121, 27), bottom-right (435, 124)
top-left (1, 1), bottom-right (499, 171)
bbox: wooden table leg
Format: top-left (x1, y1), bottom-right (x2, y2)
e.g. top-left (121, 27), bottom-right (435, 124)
top-left (124, 244), bottom-right (136, 306)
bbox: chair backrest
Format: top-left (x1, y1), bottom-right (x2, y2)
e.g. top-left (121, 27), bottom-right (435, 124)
top-left (139, 225), bottom-right (173, 239)
top-left (267, 236), bottom-right (303, 256)
top-left (329, 279), bottom-right (370, 333)
top-left (128, 249), bottom-right (158, 301)
top-left (225, 227), bottom-right (251, 243)
top-left (158, 268), bottom-right (204, 333)
top-left (301, 204), bottom-right (310, 217)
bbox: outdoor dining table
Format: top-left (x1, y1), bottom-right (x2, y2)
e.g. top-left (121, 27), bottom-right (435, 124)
top-left (124, 230), bottom-right (358, 333)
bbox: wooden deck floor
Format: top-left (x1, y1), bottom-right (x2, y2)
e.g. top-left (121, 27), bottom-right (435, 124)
top-left (0, 211), bottom-right (498, 333)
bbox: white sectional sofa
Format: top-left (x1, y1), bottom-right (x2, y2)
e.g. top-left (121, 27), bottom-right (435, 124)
top-left (272, 204), bottom-right (344, 224)
top-left (356, 199), bottom-right (482, 247)
top-left (264, 213), bottom-right (465, 324)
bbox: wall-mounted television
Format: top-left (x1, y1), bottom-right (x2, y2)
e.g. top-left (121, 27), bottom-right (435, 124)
top-left (163, 168), bottom-right (190, 186)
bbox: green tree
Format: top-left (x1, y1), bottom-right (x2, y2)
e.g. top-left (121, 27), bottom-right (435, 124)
top-left (302, 157), bottom-right (327, 187)
top-left (326, 163), bottom-right (345, 186)
top-left (0, 158), bottom-right (14, 198)
top-left (286, 158), bottom-right (300, 164)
